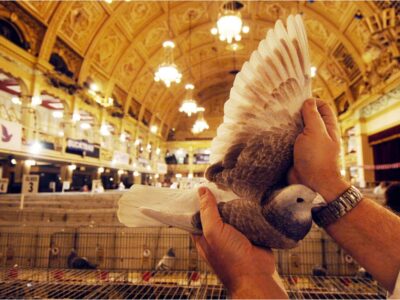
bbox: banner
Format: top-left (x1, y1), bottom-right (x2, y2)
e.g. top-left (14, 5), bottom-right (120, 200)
top-left (0, 119), bottom-right (21, 151)
top-left (355, 162), bottom-right (400, 170)
top-left (112, 151), bottom-right (130, 165)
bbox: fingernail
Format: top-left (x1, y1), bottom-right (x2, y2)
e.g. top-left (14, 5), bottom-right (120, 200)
top-left (306, 98), bottom-right (315, 106)
top-left (198, 187), bottom-right (207, 197)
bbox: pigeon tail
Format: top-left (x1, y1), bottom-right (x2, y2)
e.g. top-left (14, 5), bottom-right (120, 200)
top-left (117, 183), bottom-right (237, 228)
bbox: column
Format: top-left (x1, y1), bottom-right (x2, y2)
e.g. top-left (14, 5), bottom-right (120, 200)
top-left (21, 97), bottom-right (35, 144)
top-left (354, 121), bottom-right (375, 187)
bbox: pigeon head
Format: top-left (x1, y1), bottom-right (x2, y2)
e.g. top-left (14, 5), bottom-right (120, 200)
top-left (263, 184), bottom-right (325, 242)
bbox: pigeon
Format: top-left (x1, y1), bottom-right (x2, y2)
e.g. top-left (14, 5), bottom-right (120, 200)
top-left (156, 248), bottom-right (176, 271)
top-left (142, 248), bottom-right (176, 281)
top-left (118, 15), bottom-right (325, 249)
top-left (67, 249), bottom-right (97, 269)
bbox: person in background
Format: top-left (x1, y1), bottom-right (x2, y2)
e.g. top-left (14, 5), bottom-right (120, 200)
top-left (374, 181), bottom-right (388, 196)
top-left (193, 99), bottom-right (400, 299)
top-left (118, 181), bottom-right (126, 191)
top-left (385, 183), bottom-right (400, 215)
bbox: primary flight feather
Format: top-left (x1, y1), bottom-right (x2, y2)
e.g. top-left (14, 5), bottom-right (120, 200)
top-left (118, 15), bottom-right (324, 249)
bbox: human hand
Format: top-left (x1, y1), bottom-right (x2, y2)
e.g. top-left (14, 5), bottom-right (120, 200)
top-left (192, 187), bottom-right (287, 299)
top-left (288, 98), bottom-right (349, 202)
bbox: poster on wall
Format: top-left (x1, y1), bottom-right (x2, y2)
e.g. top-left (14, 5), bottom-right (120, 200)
top-left (0, 118), bottom-right (22, 151)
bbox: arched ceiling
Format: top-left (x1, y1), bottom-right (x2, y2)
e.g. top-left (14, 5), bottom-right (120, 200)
top-left (6, 0), bottom-right (400, 138)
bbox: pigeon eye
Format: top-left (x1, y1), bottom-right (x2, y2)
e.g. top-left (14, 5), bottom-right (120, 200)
top-left (296, 198), bottom-right (304, 203)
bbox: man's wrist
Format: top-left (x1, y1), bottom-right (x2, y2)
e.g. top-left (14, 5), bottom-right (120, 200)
top-left (316, 178), bottom-right (350, 203)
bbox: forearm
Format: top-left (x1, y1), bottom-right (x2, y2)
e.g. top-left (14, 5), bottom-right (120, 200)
top-left (320, 181), bottom-right (400, 291)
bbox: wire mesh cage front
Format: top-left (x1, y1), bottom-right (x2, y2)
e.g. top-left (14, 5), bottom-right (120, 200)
top-left (0, 225), bottom-right (387, 299)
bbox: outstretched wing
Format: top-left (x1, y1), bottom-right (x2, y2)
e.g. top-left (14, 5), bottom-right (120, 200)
top-left (205, 15), bottom-right (311, 203)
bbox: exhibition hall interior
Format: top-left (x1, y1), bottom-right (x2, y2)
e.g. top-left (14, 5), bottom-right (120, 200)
top-left (0, 0), bottom-right (399, 298)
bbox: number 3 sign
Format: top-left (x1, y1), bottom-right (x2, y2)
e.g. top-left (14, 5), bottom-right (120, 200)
top-left (22, 175), bottom-right (39, 194)
top-left (0, 179), bottom-right (9, 193)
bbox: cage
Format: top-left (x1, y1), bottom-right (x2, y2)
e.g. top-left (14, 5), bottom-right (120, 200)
top-left (0, 224), bottom-right (387, 299)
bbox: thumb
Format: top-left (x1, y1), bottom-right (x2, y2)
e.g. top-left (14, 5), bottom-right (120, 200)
top-left (198, 187), bottom-right (224, 241)
top-left (301, 99), bottom-right (328, 136)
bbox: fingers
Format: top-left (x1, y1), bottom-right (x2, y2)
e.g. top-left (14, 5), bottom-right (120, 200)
top-left (315, 99), bottom-right (340, 142)
top-left (198, 187), bottom-right (224, 241)
top-left (191, 234), bottom-right (210, 264)
top-left (301, 99), bottom-right (328, 136)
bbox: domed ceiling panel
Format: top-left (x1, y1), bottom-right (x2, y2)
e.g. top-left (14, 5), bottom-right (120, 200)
top-left (91, 26), bottom-right (129, 75)
top-left (136, 19), bottom-right (170, 57)
top-left (169, 3), bottom-right (209, 35)
top-left (131, 68), bottom-right (154, 102)
top-left (255, 2), bottom-right (292, 21)
top-left (308, 1), bottom-right (356, 26)
top-left (59, 1), bottom-right (107, 54)
top-left (113, 49), bottom-right (144, 90)
top-left (18, 1), bottom-right (58, 24)
top-left (118, 2), bottom-right (163, 40)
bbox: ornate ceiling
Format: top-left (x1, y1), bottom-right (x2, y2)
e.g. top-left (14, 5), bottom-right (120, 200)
top-left (1, 1), bottom-right (400, 140)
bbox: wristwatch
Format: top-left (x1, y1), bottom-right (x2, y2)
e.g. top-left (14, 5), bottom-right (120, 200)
top-left (312, 185), bottom-right (363, 228)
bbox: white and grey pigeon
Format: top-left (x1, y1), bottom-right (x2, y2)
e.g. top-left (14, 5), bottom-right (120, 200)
top-left (118, 15), bottom-right (325, 249)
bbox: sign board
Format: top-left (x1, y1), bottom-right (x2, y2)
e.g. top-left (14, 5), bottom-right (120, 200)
top-left (0, 119), bottom-right (22, 151)
top-left (112, 151), bottom-right (130, 165)
top-left (92, 179), bottom-right (104, 193)
top-left (0, 178), bottom-right (9, 193)
top-left (66, 138), bottom-right (99, 158)
top-left (22, 175), bottom-right (39, 194)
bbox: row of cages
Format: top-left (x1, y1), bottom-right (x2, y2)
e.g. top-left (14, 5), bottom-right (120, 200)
top-left (0, 270), bottom-right (386, 299)
top-left (0, 225), bottom-right (365, 277)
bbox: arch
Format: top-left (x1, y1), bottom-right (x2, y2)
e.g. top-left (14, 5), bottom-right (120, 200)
top-left (0, 17), bottom-right (29, 50)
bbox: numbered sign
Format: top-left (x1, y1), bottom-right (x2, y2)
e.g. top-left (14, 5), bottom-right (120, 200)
top-left (22, 175), bottom-right (39, 194)
top-left (0, 178), bottom-right (9, 193)
top-left (92, 179), bottom-right (103, 193)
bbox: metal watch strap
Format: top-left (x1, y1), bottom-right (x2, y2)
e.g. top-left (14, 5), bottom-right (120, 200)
top-left (312, 185), bottom-right (363, 228)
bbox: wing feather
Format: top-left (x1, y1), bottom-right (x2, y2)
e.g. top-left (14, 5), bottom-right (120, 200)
top-left (208, 14), bottom-right (311, 202)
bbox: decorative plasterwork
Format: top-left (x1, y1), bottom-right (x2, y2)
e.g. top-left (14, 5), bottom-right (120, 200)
top-left (360, 85), bottom-right (400, 118)
top-left (52, 38), bottom-right (83, 79)
top-left (91, 26), bottom-right (129, 74)
top-left (59, 1), bottom-right (107, 55)
top-left (0, 1), bottom-right (46, 56)
top-left (118, 2), bottom-right (163, 40)
top-left (114, 50), bottom-right (144, 90)
top-left (17, 1), bottom-right (58, 24)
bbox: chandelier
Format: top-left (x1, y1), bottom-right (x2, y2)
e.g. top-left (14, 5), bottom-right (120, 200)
top-left (192, 107), bottom-right (209, 134)
top-left (179, 84), bottom-right (198, 116)
top-left (154, 2), bottom-right (182, 87)
top-left (154, 41), bottom-right (182, 87)
top-left (211, 3), bottom-right (249, 44)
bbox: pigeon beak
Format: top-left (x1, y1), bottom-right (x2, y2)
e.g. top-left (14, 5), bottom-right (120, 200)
top-left (312, 194), bottom-right (326, 208)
